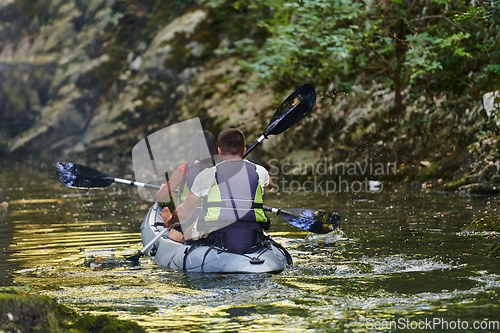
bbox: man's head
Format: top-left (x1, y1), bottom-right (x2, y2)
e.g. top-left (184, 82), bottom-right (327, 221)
top-left (218, 129), bottom-right (246, 157)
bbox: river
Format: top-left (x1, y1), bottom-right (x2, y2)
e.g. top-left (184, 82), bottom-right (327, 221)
top-left (1, 164), bottom-right (499, 332)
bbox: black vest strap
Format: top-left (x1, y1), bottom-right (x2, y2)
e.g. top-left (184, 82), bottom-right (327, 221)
top-left (205, 202), bottom-right (263, 209)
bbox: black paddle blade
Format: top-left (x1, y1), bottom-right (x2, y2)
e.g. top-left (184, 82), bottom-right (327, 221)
top-left (280, 208), bottom-right (341, 234)
top-left (266, 83), bottom-right (316, 136)
top-left (56, 162), bottom-right (115, 189)
top-left (126, 250), bottom-right (143, 266)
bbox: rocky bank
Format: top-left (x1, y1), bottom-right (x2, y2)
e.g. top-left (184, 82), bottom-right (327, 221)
top-left (0, 287), bottom-right (145, 332)
top-left (1, 0), bottom-right (499, 189)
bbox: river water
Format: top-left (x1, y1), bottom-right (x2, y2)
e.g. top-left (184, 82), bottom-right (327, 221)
top-left (1, 164), bottom-right (499, 332)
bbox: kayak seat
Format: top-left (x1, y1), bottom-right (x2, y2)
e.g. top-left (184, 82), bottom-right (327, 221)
top-left (204, 221), bottom-right (263, 254)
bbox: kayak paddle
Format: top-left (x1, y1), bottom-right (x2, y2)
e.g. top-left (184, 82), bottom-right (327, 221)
top-left (243, 83), bottom-right (316, 158)
top-left (263, 207), bottom-right (341, 234)
top-left (56, 162), bottom-right (160, 190)
top-left (56, 163), bottom-right (341, 234)
top-left (126, 223), bottom-right (169, 265)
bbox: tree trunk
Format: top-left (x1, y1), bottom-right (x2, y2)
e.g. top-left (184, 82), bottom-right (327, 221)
top-left (392, 22), bottom-right (408, 118)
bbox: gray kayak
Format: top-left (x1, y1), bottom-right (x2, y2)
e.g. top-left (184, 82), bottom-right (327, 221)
top-left (140, 204), bottom-right (291, 273)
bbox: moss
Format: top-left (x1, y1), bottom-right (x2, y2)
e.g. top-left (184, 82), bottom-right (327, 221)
top-left (465, 209), bottom-right (500, 233)
top-left (468, 184), bottom-right (500, 195)
top-left (71, 314), bottom-right (145, 333)
top-left (418, 153), bottom-right (464, 182)
top-left (464, 200), bottom-right (500, 237)
top-left (463, 203), bottom-right (500, 259)
top-left (487, 239), bottom-right (500, 258)
top-left (0, 290), bottom-right (145, 333)
top-left (0, 290), bottom-right (62, 332)
top-left (443, 178), bottom-right (466, 191)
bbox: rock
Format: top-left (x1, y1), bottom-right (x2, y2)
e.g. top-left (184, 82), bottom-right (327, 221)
top-left (143, 9), bottom-right (208, 71)
top-left (83, 255), bottom-right (127, 269)
top-left (420, 161), bottom-right (431, 168)
top-left (0, 289), bottom-right (145, 332)
top-left (464, 201), bottom-right (500, 258)
top-left (0, 289), bottom-right (62, 332)
top-left (488, 239), bottom-right (500, 258)
top-left (2, 0), bottom-right (113, 153)
top-left (129, 55), bottom-right (143, 71)
top-left (3, 5), bottom-right (218, 156)
top-left (483, 90), bottom-right (499, 119)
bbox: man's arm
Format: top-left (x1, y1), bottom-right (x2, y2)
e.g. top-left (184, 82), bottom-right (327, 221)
top-left (256, 165), bottom-right (273, 191)
top-left (163, 191), bottom-right (201, 228)
top-left (264, 175), bottom-right (273, 191)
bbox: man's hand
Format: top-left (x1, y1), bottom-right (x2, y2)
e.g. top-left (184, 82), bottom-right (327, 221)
top-left (161, 207), bottom-right (173, 228)
top-left (264, 175), bottom-right (274, 191)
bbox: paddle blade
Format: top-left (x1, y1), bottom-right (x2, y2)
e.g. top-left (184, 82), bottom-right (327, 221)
top-left (266, 83), bottom-right (316, 136)
top-left (126, 250), bottom-right (143, 266)
top-left (280, 208), bottom-right (341, 234)
top-left (56, 162), bottom-right (115, 189)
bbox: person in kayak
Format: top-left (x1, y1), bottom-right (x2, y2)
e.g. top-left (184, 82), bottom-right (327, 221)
top-left (155, 130), bottom-right (218, 242)
top-left (161, 128), bottom-right (274, 254)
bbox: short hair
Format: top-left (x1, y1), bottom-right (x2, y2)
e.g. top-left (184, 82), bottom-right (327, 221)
top-left (218, 129), bottom-right (245, 156)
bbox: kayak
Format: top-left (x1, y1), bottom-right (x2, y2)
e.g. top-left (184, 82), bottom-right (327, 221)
top-left (140, 204), bottom-right (292, 273)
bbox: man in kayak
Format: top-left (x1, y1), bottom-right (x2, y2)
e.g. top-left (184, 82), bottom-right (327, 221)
top-left (161, 128), bottom-right (274, 254)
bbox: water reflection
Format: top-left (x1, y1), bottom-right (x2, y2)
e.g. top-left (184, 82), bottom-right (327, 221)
top-left (1, 168), bottom-right (499, 332)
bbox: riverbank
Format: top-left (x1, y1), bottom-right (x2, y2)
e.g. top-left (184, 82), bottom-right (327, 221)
top-left (0, 287), bottom-right (145, 332)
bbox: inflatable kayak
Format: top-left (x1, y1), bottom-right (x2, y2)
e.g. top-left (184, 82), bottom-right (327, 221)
top-left (140, 204), bottom-right (292, 273)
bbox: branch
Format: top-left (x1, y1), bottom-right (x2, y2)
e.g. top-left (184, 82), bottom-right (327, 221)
top-left (408, 14), bottom-right (444, 23)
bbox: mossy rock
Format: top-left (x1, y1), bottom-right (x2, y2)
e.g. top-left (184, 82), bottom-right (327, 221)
top-left (0, 290), bottom-right (145, 333)
top-left (83, 255), bottom-right (127, 270)
top-left (71, 314), bottom-right (145, 333)
top-left (444, 181), bottom-right (500, 194)
top-left (0, 290), bottom-right (62, 332)
top-left (443, 178), bottom-right (467, 191)
top-left (465, 209), bottom-right (500, 233)
top-left (487, 239), bottom-right (500, 258)
top-left (464, 201), bottom-right (500, 259)
top-left (467, 184), bottom-right (500, 195)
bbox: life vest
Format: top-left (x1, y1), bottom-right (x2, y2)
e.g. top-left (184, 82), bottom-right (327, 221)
top-left (175, 160), bottom-right (211, 228)
top-left (177, 161), bottom-right (203, 206)
top-left (197, 160), bottom-right (270, 254)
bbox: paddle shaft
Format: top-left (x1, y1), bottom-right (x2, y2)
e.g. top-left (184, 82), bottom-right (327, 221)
top-left (243, 134), bottom-right (266, 159)
top-left (113, 178), bottom-right (161, 190)
top-left (115, 178), bottom-right (283, 215)
top-left (139, 226), bottom-right (169, 254)
top-left (263, 206), bottom-right (280, 214)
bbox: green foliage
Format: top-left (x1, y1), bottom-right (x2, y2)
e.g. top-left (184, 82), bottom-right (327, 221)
top-left (208, 0), bottom-right (499, 101)
top-left (215, 0), bottom-right (363, 90)
top-left (453, 1), bottom-right (499, 22)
